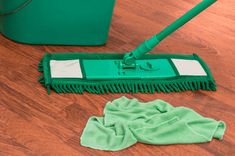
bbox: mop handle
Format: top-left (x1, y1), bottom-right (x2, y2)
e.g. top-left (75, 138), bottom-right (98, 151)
top-left (124, 0), bottom-right (216, 65)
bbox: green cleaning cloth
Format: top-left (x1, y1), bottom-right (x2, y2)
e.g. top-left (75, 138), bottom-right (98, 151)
top-left (80, 97), bottom-right (226, 151)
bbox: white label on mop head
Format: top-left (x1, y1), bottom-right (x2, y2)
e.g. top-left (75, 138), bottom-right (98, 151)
top-left (50, 60), bottom-right (83, 78)
top-left (172, 59), bottom-right (207, 76)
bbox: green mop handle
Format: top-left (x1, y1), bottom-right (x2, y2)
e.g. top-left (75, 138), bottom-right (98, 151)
top-left (123, 0), bottom-right (216, 66)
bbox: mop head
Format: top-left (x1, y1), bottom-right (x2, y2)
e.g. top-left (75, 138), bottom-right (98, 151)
top-left (38, 53), bottom-right (216, 94)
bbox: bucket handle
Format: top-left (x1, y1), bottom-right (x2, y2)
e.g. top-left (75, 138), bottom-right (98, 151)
top-left (0, 0), bottom-right (32, 16)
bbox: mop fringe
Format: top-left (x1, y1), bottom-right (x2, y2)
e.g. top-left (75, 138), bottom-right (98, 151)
top-left (39, 79), bottom-right (216, 94)
top-left (38, 70), bottom-right (216, 94)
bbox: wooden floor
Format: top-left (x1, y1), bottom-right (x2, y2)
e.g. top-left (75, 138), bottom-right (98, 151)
top-left (1, 0), bottom-right (235, 155)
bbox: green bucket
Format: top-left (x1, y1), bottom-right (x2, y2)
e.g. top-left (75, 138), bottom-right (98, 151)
top-left (0, 0), bottom-right (116, 45)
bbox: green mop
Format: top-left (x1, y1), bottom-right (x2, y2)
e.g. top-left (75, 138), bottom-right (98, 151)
top-left (39, 0), bottom-right (217, 94)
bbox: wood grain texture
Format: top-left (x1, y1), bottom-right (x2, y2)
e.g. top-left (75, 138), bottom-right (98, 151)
top-left (0, 0), bottom-right (235, 155)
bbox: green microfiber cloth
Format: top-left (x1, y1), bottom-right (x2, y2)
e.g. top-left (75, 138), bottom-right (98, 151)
top-left (80, 97), bottom-right (226, 151)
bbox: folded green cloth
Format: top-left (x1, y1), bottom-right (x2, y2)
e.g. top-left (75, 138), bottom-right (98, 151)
top-left (80, 97), bottom-right (226, 151)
